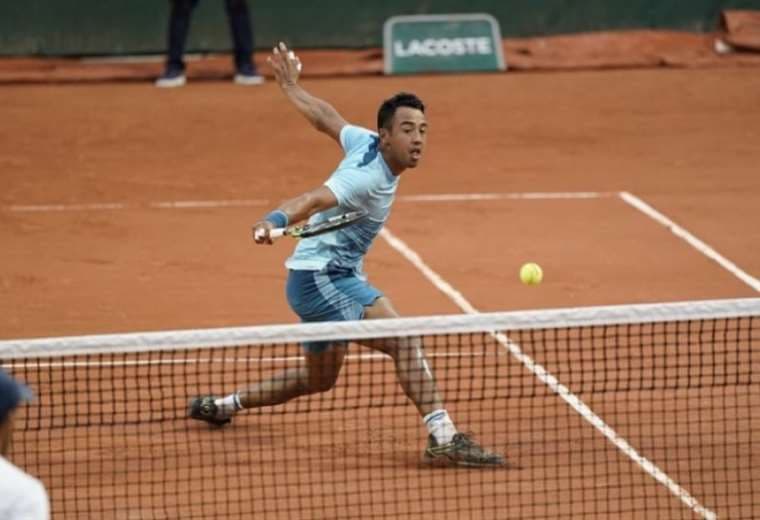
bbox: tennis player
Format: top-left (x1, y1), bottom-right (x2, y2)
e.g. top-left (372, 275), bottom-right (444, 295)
top-left (189, 42), bottom-right (506, 468)
top-left (0, 369), bottom-right (50, 519)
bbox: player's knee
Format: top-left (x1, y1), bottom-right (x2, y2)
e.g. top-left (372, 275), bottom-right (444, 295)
top-left (306, 368), bottom-right (340, 393)
top-left (364, 296), bottom-right (400, 320)
top-left (387, 336), bottom-right (421, 359)
top-left (307, 375), bottom-right (337, 393)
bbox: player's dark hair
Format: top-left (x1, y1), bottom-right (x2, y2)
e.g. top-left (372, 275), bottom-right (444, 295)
top-left (377, 92), bottom-right (425, 130)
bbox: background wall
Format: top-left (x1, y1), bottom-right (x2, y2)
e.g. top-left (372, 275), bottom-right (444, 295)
top-left (2, 0), bottom-right (760, 56)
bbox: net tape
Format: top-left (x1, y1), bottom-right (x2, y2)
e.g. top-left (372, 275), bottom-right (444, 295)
top-left (2, 298), bottom-right (758, 359)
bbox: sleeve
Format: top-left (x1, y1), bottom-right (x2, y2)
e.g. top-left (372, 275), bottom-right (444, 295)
top-left (15, 480), bottom-right (50, 520)
top-left (324, 167), bottom-right (375, 211)
top-left (339, 125), bottom-right (375, 155)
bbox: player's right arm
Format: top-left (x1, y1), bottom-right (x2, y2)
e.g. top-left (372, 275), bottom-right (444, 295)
top-left (252, 160), bottom-right (376, 245)
top-left (268, 42), bottom-right (348, 144)
top-left (252, 186), bottom-right (338, 244)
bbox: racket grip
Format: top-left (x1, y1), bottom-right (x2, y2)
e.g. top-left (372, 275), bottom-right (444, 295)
top-left (269, 228), bottom-right (286, 239)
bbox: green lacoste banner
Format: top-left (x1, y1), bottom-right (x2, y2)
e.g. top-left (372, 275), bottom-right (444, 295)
top-left (384, 13), bottom-right (506, 75)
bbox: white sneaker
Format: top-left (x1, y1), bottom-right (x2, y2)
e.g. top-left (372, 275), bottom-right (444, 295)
top-left (155, 71), bottom-right (186, 88)
top-left (234, 73), bottom-right (265, 86)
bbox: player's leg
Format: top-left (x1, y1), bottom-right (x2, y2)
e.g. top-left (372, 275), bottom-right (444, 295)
top-left (238, 343), bottom-right (347, 406)
top-left (223, 0), bottom-right (258, 78)
top-left (189, 269), bottom-right (349, 425)
top-left (363, 296), bottom-right (507, 468)
top-left (156, 0), bottom-right (198, 87)
top-left (362, 297), bottom-right (443, 416)
top-left (188, 343), bottom-right (347, 425)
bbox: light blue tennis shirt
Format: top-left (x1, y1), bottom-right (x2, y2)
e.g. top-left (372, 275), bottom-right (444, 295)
top-left (285, 125), bottom-right (399, 274)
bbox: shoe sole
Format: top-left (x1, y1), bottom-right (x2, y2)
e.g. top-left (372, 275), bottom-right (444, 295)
top-left (234, 75), bottom-right (265, 86)
top-left (155, 77), bottom-right (187, 88)
top-left (190, 416), bottom-right (230, 427)
top-left (422, 452), bottom-right (508, 468)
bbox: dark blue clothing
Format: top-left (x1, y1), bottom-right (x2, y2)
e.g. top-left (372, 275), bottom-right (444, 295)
top-left (165, 0), bottom-right (257, 73)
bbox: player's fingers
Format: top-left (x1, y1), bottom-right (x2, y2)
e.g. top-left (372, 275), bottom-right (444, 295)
top-left (267, 55), bottom-right (287, 83)
top-left (272, 45), bottom-right (287, 68)
top-left (253, 227), bottom-right (268, 243)
top-left (267, 58), bottom-right (281, 78)
top-left (277, 43), bottom-right (290, 65)
top-left (273, 45), bottom-right (300, 80)
top-left (285, 50), bottom-right (301, 74)
top-left (276, 43), bottom-right (295, 67)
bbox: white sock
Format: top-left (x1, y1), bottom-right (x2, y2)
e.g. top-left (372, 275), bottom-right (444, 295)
top-left (423, 409), bottom-right (457, 445)
top-left (215, 393), bottom-right (243, 417)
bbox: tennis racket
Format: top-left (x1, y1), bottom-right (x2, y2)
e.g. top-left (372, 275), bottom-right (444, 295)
top-left (255, 210), bottom-right (367, 241)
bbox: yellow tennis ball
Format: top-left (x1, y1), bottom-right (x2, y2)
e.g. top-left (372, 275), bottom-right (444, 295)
top-left (520, 262), bottom-right (543, 285)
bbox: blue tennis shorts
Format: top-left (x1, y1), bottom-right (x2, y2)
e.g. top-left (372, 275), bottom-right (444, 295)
top-left (286, 269), bottom-right (383, 353)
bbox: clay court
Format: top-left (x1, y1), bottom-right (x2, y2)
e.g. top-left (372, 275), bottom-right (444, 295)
top-left (3, 66), bottom-right (759, 333)
top-left (1, 63), bottom-right (759, 518)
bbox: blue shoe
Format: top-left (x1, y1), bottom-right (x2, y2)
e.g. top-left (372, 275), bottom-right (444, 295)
top-left (234, 64), bottom-right (264, 86)
top-left (155, 68), bottom-right (186, 88)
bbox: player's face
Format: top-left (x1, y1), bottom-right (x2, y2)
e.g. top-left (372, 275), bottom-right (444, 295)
top-left (382, 107), bottom-right (428, 170)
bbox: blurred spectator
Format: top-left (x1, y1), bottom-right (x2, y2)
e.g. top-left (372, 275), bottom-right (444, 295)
top-left (0, 369), bottom-right (49, 519)
top-left (156, 0), bottom-right (264, 87)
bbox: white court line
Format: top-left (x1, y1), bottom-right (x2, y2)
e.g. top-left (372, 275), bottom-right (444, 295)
top-left (398, 192), bottom-right (609, 202)
top-left (149, 199), bottom-right (269, 209)
top-left (619, 192), bottom-right (760, 293)
top-left (0, 351), bottom-right (490, 369)
top-left (1, 192), bottom-right (604, 213)
top-left (81, 53), bottom-right (212, 64)
top-left (6, 203), bottom-right (127, 212)
top-left (3, 200), bottom-right (270, 212)
top-left (379, 226), bottom-right (717, 520)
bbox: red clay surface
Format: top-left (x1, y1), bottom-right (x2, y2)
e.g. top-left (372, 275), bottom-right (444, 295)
top-left (2, 67), bottom-right (758, 337)
top-left (1, 66), bottom-right (759, 518)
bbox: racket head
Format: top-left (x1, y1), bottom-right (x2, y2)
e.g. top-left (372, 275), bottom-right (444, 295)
top-left (291, 210), bottom-right (367, 238)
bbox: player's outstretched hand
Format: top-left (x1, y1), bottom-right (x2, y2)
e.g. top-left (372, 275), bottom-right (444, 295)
top-left (252, 221), bottom-right (275, 245)
top-left (267, 42), bottom-right (302, 88)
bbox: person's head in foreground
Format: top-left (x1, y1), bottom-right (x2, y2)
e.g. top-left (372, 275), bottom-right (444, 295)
top-left (377, 92), bottom-right (427, 173)
top-left (0, 368), bottom-right (34, 457)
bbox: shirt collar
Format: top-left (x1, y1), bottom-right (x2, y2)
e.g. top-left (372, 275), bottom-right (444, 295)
top-left (377, 151), bottom-right (398, 182)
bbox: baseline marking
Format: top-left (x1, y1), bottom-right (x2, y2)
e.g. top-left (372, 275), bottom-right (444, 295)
top-left (6, 203), bottom-right (127, 212)
top-left (149, 199), bottom-right (269, 209)
top-left (1, 192), bottom-right (604, 213)
top-left (379, 226), bottom-right (716, 520)
top-left (398, 192), bottom-right (609, 202)
top-left (619, 191), bottom-right (759, 293)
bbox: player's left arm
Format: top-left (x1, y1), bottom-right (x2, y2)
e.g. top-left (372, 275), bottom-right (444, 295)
top-left (268, 42), bottom-right (348, 144)
top-left (252, 186), bottom-right (338, 244)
